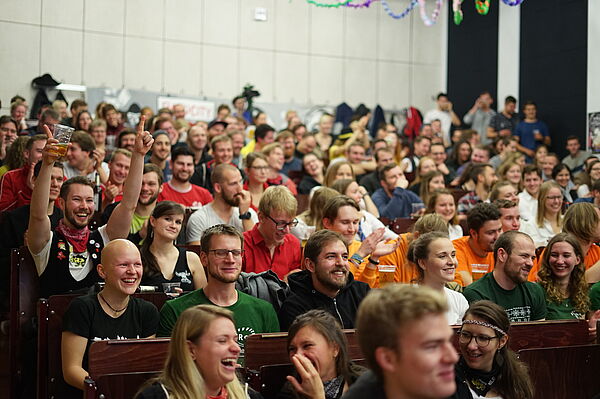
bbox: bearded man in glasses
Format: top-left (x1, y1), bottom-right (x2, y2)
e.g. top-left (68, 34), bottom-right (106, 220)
top-left (242, 185), bottom-right (302, 281)
top-left (157, 224), bottom-right (279, 360)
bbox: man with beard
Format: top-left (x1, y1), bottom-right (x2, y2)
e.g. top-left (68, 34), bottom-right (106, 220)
top-left (101, 163), bottom-right (163, 245)
top-left (27, 118), bottom-right (153, 298)
top-left (463, 231), bottom-right (546, 322)
top-left (190, 135), bottom-right (235, 192)
top-left (186, 164), bottom-right (256, 244)
top-left (157, 224), bottom-right (279, 359)
top-left (157, 146), bottom-right (213, 208)
top-left (453, 203), bottom-right (502, 287)
top-left (278, 229), bottom-right (370, 330)
top-left (276, 130), bottom-right (302, 176)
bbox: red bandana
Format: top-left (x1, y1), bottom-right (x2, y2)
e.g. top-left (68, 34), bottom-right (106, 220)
top-left (56, 219), bottom-right (90, 253)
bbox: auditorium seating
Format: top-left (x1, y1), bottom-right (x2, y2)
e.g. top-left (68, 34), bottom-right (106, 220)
top-left (75, 321), bottom-right (595, 399)
top-left (36, 293), bottom-right (169, 399)
top-left (9, 247), bottom-right (39, 399)
top-left (518, 344), bottom-right (600, 399)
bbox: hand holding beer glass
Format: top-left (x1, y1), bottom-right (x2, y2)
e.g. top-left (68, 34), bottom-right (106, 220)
top-left (42, 123), bottom-right (73, 163)
top-left (47, 124), bottom-right (74, 157)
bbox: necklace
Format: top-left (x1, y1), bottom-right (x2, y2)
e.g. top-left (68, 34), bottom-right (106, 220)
top-left (98, 292), bottom-right (129, 313)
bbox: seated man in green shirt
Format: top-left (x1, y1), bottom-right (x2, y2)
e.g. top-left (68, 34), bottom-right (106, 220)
top-left (157, 224), bottom-right (279, 360)
top-left (463, 231), bottom-right (547, 322)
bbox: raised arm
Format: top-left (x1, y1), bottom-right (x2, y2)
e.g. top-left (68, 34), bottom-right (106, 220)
top-left (27, 126), bottom-right (59, 254)
top-left (105, 117), bottom-right (153, 240)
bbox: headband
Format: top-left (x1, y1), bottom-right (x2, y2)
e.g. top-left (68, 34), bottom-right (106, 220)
top-left (462, 319), bottom-right (507, 337)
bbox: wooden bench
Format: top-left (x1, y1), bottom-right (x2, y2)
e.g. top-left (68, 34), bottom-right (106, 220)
top-left (84, 338), bottom-right (171, 399)
top-left (518, 344), bottom-right (600, 399)
top-left (9, 246), bottom-right (39, 399)
top-left (380, 217), bottom-right (416, 235)
top-left (37, 293), bottom-right (169, 399)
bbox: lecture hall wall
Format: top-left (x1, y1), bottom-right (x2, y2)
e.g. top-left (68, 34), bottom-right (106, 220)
top-left (0, 0), bottom-right (448, 115)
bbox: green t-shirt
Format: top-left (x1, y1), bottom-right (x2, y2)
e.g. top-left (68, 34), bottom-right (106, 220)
top-left (544, 296), bottom-right (584, 320)
top-left (157, 289), bottom-right (279, 361)
top-left (131, 212), bottom-right (149, 235)
top-left (463, 272), bottom-right (547, 322)
top-left (590, 282), bottom-right (600, 311)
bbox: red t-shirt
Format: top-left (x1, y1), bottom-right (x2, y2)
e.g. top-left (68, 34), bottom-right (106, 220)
top-left (157, 182), bottom-right (213, 207)
top-left (242, 223), bottom-right (302, 280)
top-left (0, 166), bottom-right (32, 212)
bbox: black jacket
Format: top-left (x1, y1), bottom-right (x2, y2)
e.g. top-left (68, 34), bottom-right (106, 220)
top-left (278, 270), bottom-right (370, 331)
top-left (341, 370), bottom-right (386, 399)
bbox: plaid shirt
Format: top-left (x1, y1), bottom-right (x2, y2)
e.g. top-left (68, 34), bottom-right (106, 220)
top-left (457, 191), bottom-right (481, 215)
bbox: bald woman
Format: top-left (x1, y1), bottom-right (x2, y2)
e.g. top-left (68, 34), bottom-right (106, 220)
top-left (61, 239), bottom-right (159, 391)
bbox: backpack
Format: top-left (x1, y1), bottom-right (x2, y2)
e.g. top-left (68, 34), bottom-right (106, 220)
top-left (236, 270), bottom-right (290, 312)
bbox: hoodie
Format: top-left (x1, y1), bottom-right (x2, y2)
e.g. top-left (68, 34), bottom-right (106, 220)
top-left (278, 270), bottom-right (370, 331)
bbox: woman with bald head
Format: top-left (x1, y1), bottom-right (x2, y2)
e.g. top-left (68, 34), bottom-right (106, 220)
top-left (61, 239), bottom-right (160, 392)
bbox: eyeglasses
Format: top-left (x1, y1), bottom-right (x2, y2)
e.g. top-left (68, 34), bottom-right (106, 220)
top-left (546, 195), bottom-right (563, 201)
top-left (266, 215), bottom-right (298, 230)
top-left (207, 249), bottom-right (244, 258)
top-left (457, 331), bottom-right (498, 347)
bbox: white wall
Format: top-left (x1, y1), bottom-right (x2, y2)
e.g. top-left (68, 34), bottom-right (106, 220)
top-left (0, 0), bottom-right (446, 115)
top-left (588, 0), bottom-right (600, 115)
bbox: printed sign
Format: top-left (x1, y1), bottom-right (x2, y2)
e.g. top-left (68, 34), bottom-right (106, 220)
top-left (157, 96), bottom-right (215, 122)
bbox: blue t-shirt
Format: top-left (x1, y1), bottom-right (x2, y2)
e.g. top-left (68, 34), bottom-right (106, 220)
top-left (514, 120), bottom-right (549, 151)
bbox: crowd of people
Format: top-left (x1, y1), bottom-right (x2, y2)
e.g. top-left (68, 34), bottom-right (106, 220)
top-left (2, 90), bottom-right (600, 399)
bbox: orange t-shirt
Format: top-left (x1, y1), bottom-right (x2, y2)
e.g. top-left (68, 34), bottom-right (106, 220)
top-left (452, 236), bottom-right (495, 287)
top-left (352, 233), bottom-right (418, 287)
top-left (528, 243), bottom-right (600, 282)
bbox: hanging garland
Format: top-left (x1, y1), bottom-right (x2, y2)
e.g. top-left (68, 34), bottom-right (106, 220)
top-left (418, 0), bottom-right (443, 26)
top-left (380, 0), bottom-right (419, 20)
top-left (306, 0), bottom-right (525, 25)
top-left (306, 0), bottom-right (352, 8)
top-left (345, 0), bottom-right (377, 8)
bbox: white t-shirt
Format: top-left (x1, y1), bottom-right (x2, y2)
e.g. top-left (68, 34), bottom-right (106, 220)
top-left (518, 190), bottom-right (538, 222)
top-left (424, 109), bottom-right (452, 145)
top-left (468, 386), bottom-right (502, 399)
top-left (360, 211), bottom-right (397, 241)
top-left (448, 223), bottom-right (463, 241)
top-left (444, 287), bottom-right (469, 325)
top-left (185, 203), bottom-right (258, 243)
top-left (521, 218), bottom-right (558, 248)
top-left (63, 162), bottom-right (109, 181)
top-left (30, 225), bottom-right (109, 281)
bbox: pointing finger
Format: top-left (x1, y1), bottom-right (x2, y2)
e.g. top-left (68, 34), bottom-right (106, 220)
top-left (137, 115), bottom-right (146, 135)
top-left (43, 124), bottom-right (53, 139)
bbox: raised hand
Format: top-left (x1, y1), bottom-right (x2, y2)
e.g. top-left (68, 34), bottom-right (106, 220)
top-left (357, 228), bottom-right (386, 258)
top-left (372, 237), bottom-right (401, 258)
top-left (237, 189), bottom-right (252, 214)
top-left (133, 115), bottom-right (153, 155)
top-left (287, 354), bottom-right (326, 399)
top-left (103, 182), bottom-right (119, 202)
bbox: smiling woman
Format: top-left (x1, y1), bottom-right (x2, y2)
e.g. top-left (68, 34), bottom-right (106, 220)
top-left (136, 305), bottom-right (258, 399)
top-left (61, 240), bottom-right (160, 392)
top-left (455, 301), bottom-right (534, 399)
top-left (408, 231), bottom-right (468, 325)
top-left (277, 310), bottom-right (365, 399)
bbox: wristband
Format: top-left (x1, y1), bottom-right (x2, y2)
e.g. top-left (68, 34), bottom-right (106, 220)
top-left (350, 253), bottom-right (364, 265)
top-left (368, 257), bottom-right (380, 266)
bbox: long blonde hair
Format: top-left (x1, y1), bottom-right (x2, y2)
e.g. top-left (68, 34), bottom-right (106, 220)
top-left (536, 181), bottom-right (563, 228)
top-left (152, 305), bottom-right (247, 399)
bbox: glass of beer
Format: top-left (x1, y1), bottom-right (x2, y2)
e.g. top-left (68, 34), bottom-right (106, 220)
top-left (48, 124), bottom-right (74, 157)
top-left (378, 264), bottom-right (396, 286)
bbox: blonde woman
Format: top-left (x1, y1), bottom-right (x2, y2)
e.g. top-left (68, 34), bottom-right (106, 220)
top-left (292, 187), bottom-right (338, 241)
top-left (521, 181), bottom-right (563, 247)
top-left (136, 305), bottom-right (258, 399)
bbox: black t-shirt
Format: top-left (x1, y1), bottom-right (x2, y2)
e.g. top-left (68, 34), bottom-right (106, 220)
top-left (62, 293), bottom-right (159, 368)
